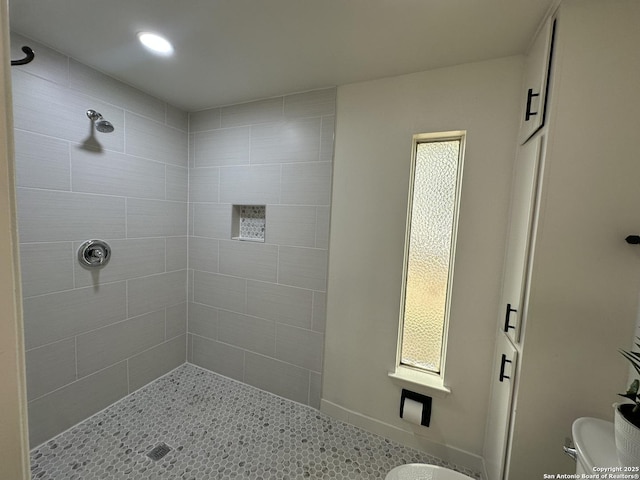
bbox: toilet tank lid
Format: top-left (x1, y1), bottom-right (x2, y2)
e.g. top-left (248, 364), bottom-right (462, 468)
top-left (572, 417), bottom-right (617, 469)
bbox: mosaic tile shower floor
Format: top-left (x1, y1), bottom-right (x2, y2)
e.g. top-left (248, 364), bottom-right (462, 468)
top-left (30, 364), bottom-right (482, 479)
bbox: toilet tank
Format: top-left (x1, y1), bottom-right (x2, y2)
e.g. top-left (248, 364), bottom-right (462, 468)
top-left (572, 417), bottom-right (617, 473)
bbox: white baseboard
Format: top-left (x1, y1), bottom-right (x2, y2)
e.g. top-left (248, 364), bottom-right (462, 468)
top-left (320, 399), bottom-right (487, 478)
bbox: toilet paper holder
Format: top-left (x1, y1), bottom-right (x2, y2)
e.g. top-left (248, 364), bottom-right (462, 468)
top-left (400, 389), bottom-right (432, 427)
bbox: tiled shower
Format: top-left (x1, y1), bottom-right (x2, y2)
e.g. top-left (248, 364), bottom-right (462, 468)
top-left (11, 32), bottom-right (334, 448)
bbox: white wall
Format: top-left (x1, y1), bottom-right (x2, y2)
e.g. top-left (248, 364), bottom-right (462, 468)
top-left (323, 56), bottom-right (524, 468)
top-left (508, 1), bottom-right (640, 476)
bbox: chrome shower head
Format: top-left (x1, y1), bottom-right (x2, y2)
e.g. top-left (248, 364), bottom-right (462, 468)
top-left (86, 109), bottom-right (114, 133)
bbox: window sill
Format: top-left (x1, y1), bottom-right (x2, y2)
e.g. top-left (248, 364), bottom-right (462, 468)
top-left (388, 366), bottom-right (451, 399)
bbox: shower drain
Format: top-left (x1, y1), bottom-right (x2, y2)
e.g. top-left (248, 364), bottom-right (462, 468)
top-left (146, 442), bottom-right (171, 461)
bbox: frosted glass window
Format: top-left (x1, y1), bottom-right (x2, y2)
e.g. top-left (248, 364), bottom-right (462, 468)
top-left (400, 134), bottom-right (464, 374)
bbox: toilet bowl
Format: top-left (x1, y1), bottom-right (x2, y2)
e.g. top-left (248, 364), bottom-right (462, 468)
top-left (385, 463), bottom-right (475, 480)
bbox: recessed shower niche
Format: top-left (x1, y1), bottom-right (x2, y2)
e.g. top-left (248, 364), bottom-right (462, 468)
top-left (232, 205), bottom-right (266, 242)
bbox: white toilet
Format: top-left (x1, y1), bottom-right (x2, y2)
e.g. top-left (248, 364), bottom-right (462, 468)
top-left (385, 463), bottom-right (474, 480)
top-left (571, 417), bottom-right (618, 473)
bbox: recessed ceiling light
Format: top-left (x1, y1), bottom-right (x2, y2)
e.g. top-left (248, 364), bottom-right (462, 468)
top-left (137, 32), bottom-right (174, 56)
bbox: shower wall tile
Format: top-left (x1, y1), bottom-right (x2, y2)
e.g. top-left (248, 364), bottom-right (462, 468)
top-left (166, 104), bottom-right (189, 132)
top-left (315, 207), bottom-right (331, 249)
top-left (250, 118), bottom-right (321, 164)
top-left (218, 310), bottom-right (276, 357)
top-left (320, 115), bottom-right (336, 162)
top-left (126, 198), bottom-right (188, 238)
top-left (189, 236), bottom-right (219, 273)
top-left (166, 236), bottom-right (188, 272)
top-left (192, 203), bottom-right (231, 239)
top-left (10, 33), bottom-right (69, 87)
top-left (17, 188), bottom-right (126, 243)
top-left (166, 165), bottom-right (189, 202)
top-left (218, 240), bottom-right (278, 283)
top-left (127, 270), bottom-right (187, 318)
top-left (20, 242), bottom-right (74, 298)
top-left (25, 338), bottom-right (76, 401)
top-left (125, 112), bottom-right (188, 166)
top-left (246, 280), bottom-right (313, 329)
top-left (281, 162), bottom-right (332, 206)
top-left (244, 352), bottom-right (309, 405)
top-left (23, 281), bottom-right (127, 349)
top-left (187, 302), bottom-right (219, 340)
top-left (219, 165), bottom-right (281, 204)
top-left (221, 97), bottom-right (284, 128)
top-left (189, 133), bottom-right (196, 168)
top-left (128, 335), bottom-right (186, 391)
top-left (189, 108), bottom-right (221, 133)
top-left (190, 335), bottom-right (244, 382)
top-left (193, 271), bottom-right (246, 313)
top-left (284, 88), bottom-right (337, 120)
top-left (312, 291), bottom-right (327, 333)
top-left (275, 324), bottom-right (324, 372)
top-left (13, 130), bottom-right (71, 191)
top-left (12, 69), bottom-right (125, 152)
top-left (194, 127), bottom-right (250, 167)
top-left (73, 238), bottom-right (166, 287)
top-left (189, 167), bottom-right (220, 203)
top-left (76, 310), bottom-right (165, 378)
top-left (71, 148), bottom-right (166, 199)
top-left (69, 59), bottom-right (166, 123)
top-left (309, 371), bottom-right (322, 410)
top-left (27, 361), bottom-right (128, 448)
top-left (278, 246), bottom-right (328, 291)
top-left (166, 303), bottom-right (187, 340)
top-left (265, 205), bottom-right (317, 247)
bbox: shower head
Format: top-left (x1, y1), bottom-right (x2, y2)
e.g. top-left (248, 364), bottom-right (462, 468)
top-left (86, 109), bottom-right (114, 133)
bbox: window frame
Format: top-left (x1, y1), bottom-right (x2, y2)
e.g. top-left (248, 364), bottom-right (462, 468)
top-left (390, 130), bottom-right (466, 396)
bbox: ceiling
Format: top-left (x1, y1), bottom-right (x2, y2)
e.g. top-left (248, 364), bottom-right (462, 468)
top-left (9, 0), bottom-right (557, 112)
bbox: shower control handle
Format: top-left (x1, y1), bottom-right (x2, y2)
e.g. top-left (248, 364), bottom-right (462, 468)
top-left (78, 239), bottom-right (111, 267)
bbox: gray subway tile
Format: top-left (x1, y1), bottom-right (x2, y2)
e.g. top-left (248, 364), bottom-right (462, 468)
top-left (193, 204), bottom-right (231, 239)
top-left (166, 303), bottom-right (187, 339)
top-left (278, 246), bottom-right (328, 291)
top-left (265, 205), bottom-right (317, 248)
top-left (219, 165), bottom-right (281, 204)
top-left (194, 127), bottom-right (250, 167)
top-left (319, 115), bottom-right (335, 162)
top-left (20, 242), bottom-right (74, 297)
top-left (166, 104), bottom-right (189, 132)
top-left (275, 324), bottom-right (324, 372)
top-left (281, 162), bottom-right (332, 206)
top-left (218, 240), bottom-right (278, 283)
top-left (221, 97), bottom-right (283, 127)
top-left (166, 165), bottom-right (188, 202)
top-left (188, 302), bottom-right (219, 340)
top-left (189, 167), bottom-right (220, 203)
top-left (128, 335), bottom-right (186, 392)
top-left (69, 59), bottom-right (166, 122)
top-left (25, 338), bottom-right (76, 401)
top-left (27, 362), bottom-right (128, 447)
top-left (10, 33), bottom-right (69, 86)
top-left (73, 238), bottom-right (166, 288)
top-left (191, 335), bottom-right (244, 382)
top-left (13, 130), bottom-right (70, 191)
top-left (309, 371), bottom-right (322, 410)
top-left (244, 352), bottom-right (309, 404)
top-left (246, 280), bottom-right (312, 329)
top-left (193, 271), bottom-right (246, 313)
top-left (218, 310), bottom-right (275, 356)
top-left (284, 88), bottom-right (336, 119)
top-left (189, 236), bottom-right (219, 273)
top-left (250, 118), bottom-right (321, 165)
top-left (312, 291), bottom-right (327, 333)
top-left (125, 112), bottom-right (187, 166)
top-left (16, 188), bottom-right (126, 243)
top-left (127, 270), bottom-right (187, 317)
top-left (76, 310), bottom-right (165, 378)
top-left (23, 282), bottom-right (127, 349)
top-left (189, 108), bottom-right (221, 133)
top-left (166, 236), bottom-right (188, 272)
top-left (315, 206), bottom-right (330, 249)
top-left (126, 198), bottom-right (187, 238)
